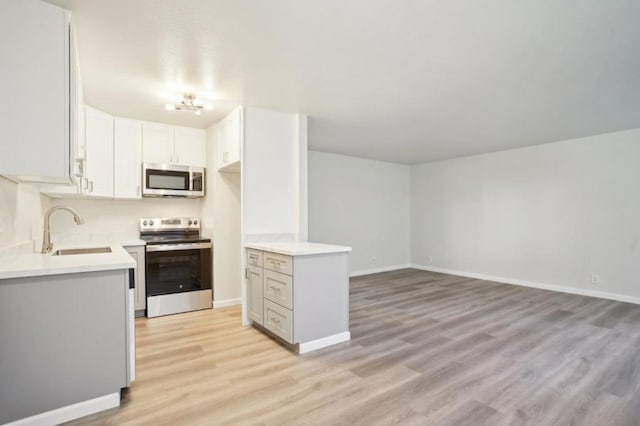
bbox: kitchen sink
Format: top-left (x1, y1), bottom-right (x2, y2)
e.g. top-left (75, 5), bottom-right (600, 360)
top-left (52, 247), bottom-right (112, 256)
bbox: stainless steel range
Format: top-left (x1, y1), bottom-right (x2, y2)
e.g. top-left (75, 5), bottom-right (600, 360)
top-left (140, 217), bottom-right (213, 318)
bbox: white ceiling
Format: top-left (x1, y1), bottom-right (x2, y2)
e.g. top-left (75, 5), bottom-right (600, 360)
top-left (47, 0), bottom-right (640, 164)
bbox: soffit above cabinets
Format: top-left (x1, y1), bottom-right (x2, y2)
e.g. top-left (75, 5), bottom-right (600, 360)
top-left (45, 0), bottom-right (640, 164)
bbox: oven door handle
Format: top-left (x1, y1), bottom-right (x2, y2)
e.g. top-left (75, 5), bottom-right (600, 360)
top-left (146, 242), bottom-right (212, 252)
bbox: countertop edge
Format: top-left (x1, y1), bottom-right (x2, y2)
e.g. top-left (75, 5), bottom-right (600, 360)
top-left (0, 243), bottom-right (137, 281)
top-left (0, 261), bottom-right (137, 280)
top-left (244, 242), bottom-right (353, 256)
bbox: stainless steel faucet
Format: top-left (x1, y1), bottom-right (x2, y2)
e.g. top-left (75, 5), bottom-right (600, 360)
top-left (41, 206), bottom-right (85, 254)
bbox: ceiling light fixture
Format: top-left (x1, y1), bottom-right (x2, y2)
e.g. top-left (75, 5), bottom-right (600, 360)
top-left (165, 93), bottom-right (211, 115)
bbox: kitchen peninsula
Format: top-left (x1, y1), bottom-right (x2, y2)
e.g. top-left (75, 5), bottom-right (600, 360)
top-left (0, 246), bottom-right (136, 425)
top-left (245, 241), bottom-right (352, 353)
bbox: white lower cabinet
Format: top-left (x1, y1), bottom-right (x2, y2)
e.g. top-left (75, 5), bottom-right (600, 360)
top-left (264, 269), bottom-right (293, 309)
top-left (245, 248), bottom-right (350, 351)
top-left (263, 299), bottom-right (293, 343)
top-left (124, 245), bottom-right (146, 314)
top-left (247, 264), bottom-right (263, 324)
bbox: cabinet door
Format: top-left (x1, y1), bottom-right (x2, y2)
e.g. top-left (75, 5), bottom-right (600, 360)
top-left (142, 123), bottom-right (174, 164)
top-left (0, 0), bottom-right (70, 181)
top-left (247, 265), bottom-right (264, 325)
top-left (84, 107), bottom-right (114, 198)
top-left (216, 119), bottom-right (228, 169)
top-left (174, 127), bottom-right (205, 167)
top-left (225, 108), bottom-right (241, 164)
top-left (125, 246), bottom-right (147, 313)
top-left (114, 118), bottom-right (143, 199)
top-left (217, 107), bottom-right (242, 171)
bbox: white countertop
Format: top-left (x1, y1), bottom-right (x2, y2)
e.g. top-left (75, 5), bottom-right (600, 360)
top-left (0, 242), bottom-right (137, 280)
top-left (245, 241), bottom-right (352, 256)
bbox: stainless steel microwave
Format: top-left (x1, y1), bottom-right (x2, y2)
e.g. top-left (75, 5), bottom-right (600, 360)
top-left (142, 163), bottom-right (205, 198)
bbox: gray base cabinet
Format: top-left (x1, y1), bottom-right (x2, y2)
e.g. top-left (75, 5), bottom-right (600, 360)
top-left (0, 269), bottom-right (129, 424)
top-left (247, 264), bottom-right (264, 323)
top-left (246, 248), bottom-right (349, 348)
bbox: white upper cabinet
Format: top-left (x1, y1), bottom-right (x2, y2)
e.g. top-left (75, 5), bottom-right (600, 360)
top-left (217, 107), bottom-right (242, 172)
top-left (84, 107), bottom-right (114, 198)
top-left (174, 127), bottom-right (206, 167)
top-left (142, 124), bottom-right (206, 167)
top-left (0, 0), bottom-right (74, 182)
top-left (40, 25), bottom-right (86, 198)
top-left (142, 123), bottom-right (174, 164)
top-left (114, 118), bottom-right (143, 199)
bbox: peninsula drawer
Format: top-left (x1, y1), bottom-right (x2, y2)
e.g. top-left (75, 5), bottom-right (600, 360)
top-left (263, 299), bottom-right (293, 343)
top-left (247, 249), bottom-right (263, 267)
top-left (263, 252), bottom-right (293, 275)
top-left (263, 269), bottom-right (293, 309)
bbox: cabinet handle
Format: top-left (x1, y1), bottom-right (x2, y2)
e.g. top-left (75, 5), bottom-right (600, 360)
top-left (270, 286), bottom-right (281, 293)
top-left (89, 181), bottom-right (94, 193)
top-left (82, 177), bottom-right (88, 191)
top-left (137, 185), bottom-right (140, 197)
top-left (75, 158), bottom-right (84, 177)
top-left (271, 317), bottom-right (281, 323)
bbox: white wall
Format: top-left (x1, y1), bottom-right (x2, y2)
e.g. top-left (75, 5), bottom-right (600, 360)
top-left (308, 151), bottom-right (411, 275)
top-left (411, 129), bottom-right (640, 301)
top-left (0, 178), bottom-right (50, 250)
top-left (202, 124), bottom-right (242, 306)
top-left (48, 197), bottom-right (202, 243)
top-left (242, 107), bottom-right (300, 238)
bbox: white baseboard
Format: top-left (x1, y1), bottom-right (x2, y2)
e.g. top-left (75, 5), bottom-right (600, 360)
top-left (6, 392), bottom-right (120, 426)
top-left (213, 298), bottom-right (242, 308)
top-left (350, 264), bottom-right (411, 277)
top-left (298, 332), bottom-right (351, 354)
top-left (410, 264), bottom-right (640, 305)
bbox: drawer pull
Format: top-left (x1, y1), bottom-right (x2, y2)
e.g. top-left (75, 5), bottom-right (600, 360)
top-left (270, 286), bottom-right (281, 293)
top-left (271, 317), bottom-right (281, 323)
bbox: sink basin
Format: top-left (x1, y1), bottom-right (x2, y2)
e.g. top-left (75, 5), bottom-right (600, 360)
top-left (52, 247), bottom-right (112, 256)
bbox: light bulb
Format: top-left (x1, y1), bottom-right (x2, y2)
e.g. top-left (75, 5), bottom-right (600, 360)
top-left (165, 104), bottom-right (176, 111)
top-left (195, 109), bottom-right (202, 116)
top-left (204, 104), bottom-right (213, 111)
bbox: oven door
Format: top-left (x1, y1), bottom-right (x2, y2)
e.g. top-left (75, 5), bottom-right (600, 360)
top-left (145, 243), bottom-right (212, 296)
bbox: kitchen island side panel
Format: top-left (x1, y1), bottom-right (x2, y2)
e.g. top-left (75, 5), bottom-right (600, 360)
top-left (292, 252), bottom-right (349, 343)
top-left (0, 270), bottom-right (127, 424)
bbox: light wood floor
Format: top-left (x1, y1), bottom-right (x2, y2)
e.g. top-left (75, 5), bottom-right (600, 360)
top-left (69, 269), bottom-right (640, 425)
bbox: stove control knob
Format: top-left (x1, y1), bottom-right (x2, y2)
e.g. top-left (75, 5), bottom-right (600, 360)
top-left (188, 220), bottom-right (193, 225)
top-left (143, 220), bottom-right (148, 226)
top-left (193, 220), bottom-right (198, 225)
top-left (149, 220), bottom-right (154, 226)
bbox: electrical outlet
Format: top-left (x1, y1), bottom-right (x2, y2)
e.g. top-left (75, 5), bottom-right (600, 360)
top-left (591, 274), bottom-right (600, 284)
top-left (370, 256), bottom-right (377, 263)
